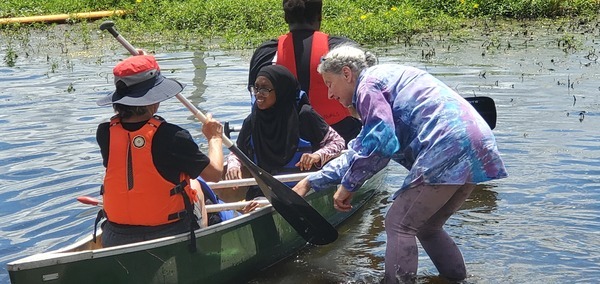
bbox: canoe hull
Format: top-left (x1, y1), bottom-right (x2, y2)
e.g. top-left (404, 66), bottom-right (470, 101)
top-left (7, 170), bottom-right (386, 284)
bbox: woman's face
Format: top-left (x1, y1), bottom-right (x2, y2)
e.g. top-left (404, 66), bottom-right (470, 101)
top-left (321, 66), bottom-right (355, 108)
top-left (253, 76), bottom-right (277, 110)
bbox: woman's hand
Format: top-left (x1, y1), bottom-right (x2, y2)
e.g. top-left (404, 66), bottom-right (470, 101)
top-left (240, 199), bottom-right (262, 214)
top-left (225, 166), bottom-right (242, 181)
top-left (200, 113), bottom-right (224, 182)
top-left (201, 113), bottom-right (223, 141)
top-left (224, 166), bottom-right (243, 190)
top-left (136, 49), bottom-right (149, 55)
top-left (295, 153), bottom-right (321, 171)
top-left (333, 185), bottom-right (353, 212)
top-left (292, 177), bottom-right (312, 197)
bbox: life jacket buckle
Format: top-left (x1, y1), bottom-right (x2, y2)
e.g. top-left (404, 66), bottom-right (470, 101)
top-left (167, 210), bottom-right (188, 221)
top-left (169, 181), bottom-right (187, 196)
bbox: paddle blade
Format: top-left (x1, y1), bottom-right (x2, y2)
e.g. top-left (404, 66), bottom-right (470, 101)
top-left (465, 96), bottom-right (497, 130)
top-left (77, 196), bottom-right (102, 206)
top-left (229, 146), bottom-right (338, 245)
top-left (256, 172), bottom-right (339, 245)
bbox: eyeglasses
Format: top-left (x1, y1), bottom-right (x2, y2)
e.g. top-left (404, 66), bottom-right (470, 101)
top-left (251, 86), bottom-right (274, 97)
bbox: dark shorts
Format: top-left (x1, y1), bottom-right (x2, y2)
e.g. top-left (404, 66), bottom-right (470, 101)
top-left (101, 218), bottom-right (191, 248)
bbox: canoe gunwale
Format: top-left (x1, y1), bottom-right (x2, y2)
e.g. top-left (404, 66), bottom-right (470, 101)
top-left (7, 205), bottom-right (274, 270)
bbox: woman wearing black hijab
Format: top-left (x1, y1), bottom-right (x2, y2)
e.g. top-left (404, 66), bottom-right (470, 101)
top-left (226, 65), bottom-right (345, 200)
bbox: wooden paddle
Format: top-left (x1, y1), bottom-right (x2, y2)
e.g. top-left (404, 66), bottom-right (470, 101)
top-left (99, 21), bottom-right (338, 245)
top-left (465, 96), bottom-right (497, 130)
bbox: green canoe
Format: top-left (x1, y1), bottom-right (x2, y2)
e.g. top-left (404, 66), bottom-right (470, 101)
top-left (7, 170), bottom-right (386, 284)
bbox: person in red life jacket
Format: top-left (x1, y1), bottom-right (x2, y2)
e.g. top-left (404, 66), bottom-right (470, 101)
top-left (95, 55), bottom-right (223, 248)
top-left (247, 0), bottom-right (362, 146)
top-left (226, 65), bottom-right (345, 202)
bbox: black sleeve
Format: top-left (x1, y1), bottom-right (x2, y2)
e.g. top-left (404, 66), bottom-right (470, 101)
top-left (328, 36), bottom-right (358, 49)
top-left (248, 40), bottom-right (278, 90)
top-left (298, 105), bottom-right (329, 149)
top-left (153, 123), bottom-right (210, 183)
top-left (96, 122), bottom-right (110, 168)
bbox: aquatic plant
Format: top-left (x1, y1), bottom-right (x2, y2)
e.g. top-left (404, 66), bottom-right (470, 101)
top-left (557, 33), bottom-right (582, 54)
top-left (4, 44), bottom-right (17, 67)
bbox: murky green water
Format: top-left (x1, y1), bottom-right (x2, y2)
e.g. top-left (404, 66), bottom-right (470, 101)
top-left (1, 21), bottom-right (599, 283)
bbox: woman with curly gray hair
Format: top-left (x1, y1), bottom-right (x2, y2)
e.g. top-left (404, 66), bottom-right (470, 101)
top-left (294, 44), bottom-right (507, 283)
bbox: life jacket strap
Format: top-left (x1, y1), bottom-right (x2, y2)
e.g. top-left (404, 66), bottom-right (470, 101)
top-left (169, 180), bottom-right (198, 253)
top-left (93, 209), bottom-right (105, 243)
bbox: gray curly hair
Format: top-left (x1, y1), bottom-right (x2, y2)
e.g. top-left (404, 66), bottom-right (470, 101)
top-left (317, 44), bottom-right (378, 75)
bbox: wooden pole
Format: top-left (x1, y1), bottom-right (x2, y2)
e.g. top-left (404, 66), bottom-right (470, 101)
top-left (0, 10), bottom-right (127, 25)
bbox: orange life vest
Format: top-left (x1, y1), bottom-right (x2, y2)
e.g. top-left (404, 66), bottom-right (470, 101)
top-left (102, 116), bottom-right (198, 226)
top-left (276, 31), bottom-right (351, 125)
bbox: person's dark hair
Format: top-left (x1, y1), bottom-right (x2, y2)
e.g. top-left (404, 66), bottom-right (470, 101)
top-left (113, 103), bottom-right (150, 119)
top-left (283, 0), bottom-right (322, 24)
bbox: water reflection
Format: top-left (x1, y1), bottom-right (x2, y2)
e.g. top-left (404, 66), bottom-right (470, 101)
top-left (190, 50), bottom-right (208, 106)
top-left (461, 184), bottom-right (499, 213)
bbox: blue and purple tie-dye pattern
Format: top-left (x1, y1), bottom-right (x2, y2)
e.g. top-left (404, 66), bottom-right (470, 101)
top-left (308, 64), bottom-right (507, 198)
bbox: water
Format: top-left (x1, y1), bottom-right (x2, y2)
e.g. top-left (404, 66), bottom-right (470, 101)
top-left (1, 22), bottom-right (599, 283)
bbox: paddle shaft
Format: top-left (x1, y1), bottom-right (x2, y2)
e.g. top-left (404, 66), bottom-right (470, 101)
top-left (99, 21), bottom-right (339, 245)
top-left (99, 21), bottom-right (139, 56)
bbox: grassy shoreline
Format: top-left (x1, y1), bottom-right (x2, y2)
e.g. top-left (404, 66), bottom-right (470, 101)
top-left (1, 0), bottom-right (600, 48)
top-left (1, 0), bottom-right (600, 67)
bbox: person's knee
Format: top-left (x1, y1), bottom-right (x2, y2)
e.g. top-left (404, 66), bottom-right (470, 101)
top-left (384, 217), bottom-right (417, 237)
top-left (415, 226), bottom-right (442, 241)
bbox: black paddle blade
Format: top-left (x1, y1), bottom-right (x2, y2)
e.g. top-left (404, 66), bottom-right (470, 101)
top-left (465, 96), bottom-right (497, 130)
top-left (229, 146), bottom-right (338, 245)
top-left (254, 170), bottom-right (339, 245)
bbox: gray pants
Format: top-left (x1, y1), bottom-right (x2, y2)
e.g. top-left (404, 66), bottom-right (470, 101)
top-left (384, 183), bottom-right (476, 283)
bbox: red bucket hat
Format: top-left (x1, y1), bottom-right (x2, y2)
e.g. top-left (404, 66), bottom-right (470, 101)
top-left (96, 55), bottom-right (186, 106)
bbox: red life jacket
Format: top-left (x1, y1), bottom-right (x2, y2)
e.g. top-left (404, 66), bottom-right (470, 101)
top-left (276, 31), bottom-right (351, 125)
top-left (102, 116), bottom-right (197, 226)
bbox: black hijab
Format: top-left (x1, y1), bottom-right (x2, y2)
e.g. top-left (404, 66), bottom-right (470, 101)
top-left (249, 65), bottom-right (302, 172)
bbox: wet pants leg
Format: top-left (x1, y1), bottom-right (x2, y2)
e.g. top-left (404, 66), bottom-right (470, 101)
top-left (383, 183), bottom-right (475, 283)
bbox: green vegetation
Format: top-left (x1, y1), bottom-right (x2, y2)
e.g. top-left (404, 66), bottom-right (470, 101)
top-left (0, 0), bottom-right (599, 48)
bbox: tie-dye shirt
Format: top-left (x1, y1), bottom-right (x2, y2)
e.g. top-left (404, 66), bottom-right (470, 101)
top-left (308, 64), bottom-right (507, 199)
